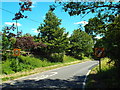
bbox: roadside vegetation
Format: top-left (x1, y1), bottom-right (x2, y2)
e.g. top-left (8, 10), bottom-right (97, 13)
top-left (1, 9), bottom-right (93, 79)
top-left (2, 55), bottom-right (86, 75)
top-left (1, 55), bottom-right (90, 82)
top-left (85, 58), bottom-right (120, 89)
top-left (1, 1), bottom-right (120, 88)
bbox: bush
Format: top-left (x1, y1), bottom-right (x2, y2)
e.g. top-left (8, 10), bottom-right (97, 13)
top-left (49, 52), bottom-right (64, 62)
top-left (2, 55), bottom-right (60, 75)
top-left (18, 56), bottom-right (42, 68)
top-left (2, 60), bottom-right (15, 74)
top-left (2, 55), bottom-right (43, 74)
top-left (63, 55), bottom-right (78, 63)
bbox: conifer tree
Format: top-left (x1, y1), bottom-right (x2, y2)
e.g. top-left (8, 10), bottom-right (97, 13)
top-left (37, 11), bottom-right (69, 62)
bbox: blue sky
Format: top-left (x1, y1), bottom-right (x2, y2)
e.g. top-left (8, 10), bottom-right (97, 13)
top-left (1, 1), bottom-right (102, 37)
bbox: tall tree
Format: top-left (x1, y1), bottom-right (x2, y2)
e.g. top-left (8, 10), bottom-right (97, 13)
top-left (37, 11), bottom-right (69, 62)
top-left (104, 15), bottom-right (120, 69)
top-left (68, 29), bottom-right (94, 59)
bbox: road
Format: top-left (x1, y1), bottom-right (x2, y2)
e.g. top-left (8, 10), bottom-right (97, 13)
top-left (2, 60), bottom-right (98, 89)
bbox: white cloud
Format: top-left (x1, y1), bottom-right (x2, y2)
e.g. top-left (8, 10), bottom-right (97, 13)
top-left (67, 34), bottom-right (71, 38)
top-left (31, 1), bottom-right (37, 8)
top-left (5, 22), bottom-right (21, 26)
top-left (31, 5), bottom-right (35, 8)
top-left (32, 1), bottom-right (37, 4)
top-left (32, 28), bottom-right (39, 33)
top-left (74, 21), bottom-right (88, 26)
top-left (95, 36), bottom-right (102, 39)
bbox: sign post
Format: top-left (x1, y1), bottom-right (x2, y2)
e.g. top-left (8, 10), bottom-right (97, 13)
top-left (13, 49), bottom-right (21, 72)
top-left (94, 48), bottom-right (105, 72)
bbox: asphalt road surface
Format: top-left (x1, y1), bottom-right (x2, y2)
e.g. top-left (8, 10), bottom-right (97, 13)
top-left (2, 60), bottom-right (98, 89)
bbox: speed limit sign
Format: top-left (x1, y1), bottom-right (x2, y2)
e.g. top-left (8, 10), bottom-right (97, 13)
top-left (13, 49), bottom-right (21, 56)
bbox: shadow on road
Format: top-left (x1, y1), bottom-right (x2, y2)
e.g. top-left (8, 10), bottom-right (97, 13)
top-left (2, 75), bottom-right (86, 89)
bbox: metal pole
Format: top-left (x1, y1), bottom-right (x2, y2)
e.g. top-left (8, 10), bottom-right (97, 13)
top-left (99, 58), bottom-right (101, 72)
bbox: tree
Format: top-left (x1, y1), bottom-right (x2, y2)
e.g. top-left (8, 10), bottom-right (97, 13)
top-left (51, 1), bottom-right (119, 39)
top-left (2, 26), bottom-right (16, 51)
top-left (37, 11), bottom-right (69, 62)
top-left (51, 2), bottom-right (120, 19)
top-left (94, 38), bottom-right (105, 48)
top-left (103, 15), bottom-right (120, 69)
top-left (12, 0), bottom-right (32, 20)
top-left (14, 36), bottom-right (46, 51)
top-left (85, 17), bottom-right (105, 37)
top-left (68, 29), bottom-right (94, 59)
top-left (1, 26), bottom-right (17, 61)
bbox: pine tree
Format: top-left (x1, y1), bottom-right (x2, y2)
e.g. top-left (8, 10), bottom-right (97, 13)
top-left (37, 11), bottom-right (69, 62)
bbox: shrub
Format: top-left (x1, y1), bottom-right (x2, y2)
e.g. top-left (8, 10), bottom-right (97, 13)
top-left (2, 55), bottom-right (43, 74)
top-left (2, 60), bottom-right (15, 74)
top-left (63, 55), bottom-right (77, 63)
top-left (18, 56), bottom-right (42, 68)
top-left (49, 52), bottom-right (64, 62)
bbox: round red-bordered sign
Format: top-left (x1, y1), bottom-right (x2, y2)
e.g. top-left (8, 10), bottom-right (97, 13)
top-left (13, 49), bottom-right (21, 56)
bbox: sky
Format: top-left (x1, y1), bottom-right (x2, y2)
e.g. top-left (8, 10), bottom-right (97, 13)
top-left (1, 0), bottom-right (119, 38)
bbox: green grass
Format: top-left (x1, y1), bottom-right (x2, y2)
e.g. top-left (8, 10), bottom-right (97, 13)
top-left (63, 55), bottom-right (79, 63)
top-left (2, 55), bottom-right (60, 75)
top-left (1, 55), bottom-right (90, 82)
top-left (85, 57), bottom-right (120, 89)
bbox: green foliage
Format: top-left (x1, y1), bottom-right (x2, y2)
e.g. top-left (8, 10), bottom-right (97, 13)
top-left (2, 26), bottom-right (17, 51)
top-left (2, 55), bottom-right (82, 75)
top-left (18, 56), bottom-right (42, 68)
top-left (2, 55), bottom-right (43, 74)
top-left (2, 29), bottom-right (10, 51)
top-left (50, 52), bottom-right (64, 62)
top-left (94, 38), bottom-right (105, 48)
top-left (63, 55), bottom-right (79, 63)
top-left (84, 17), bottom-right (105, 36)
top-left (86, 58), bottom-right (120, 88)
top-left (2, 60), bottom-right (15, 74)
top-left (2, 55), bottom-right (85, 82)
top-left (93, 15), bottom-right (120, 71)
top-left (104, 15), bottom-right (120, 68)
top-left (67, 29), bottom-right (94, 59)
top-left (52, 2), bottom-right (119, 19)
top-left (2, 55), bottom-right (60, 74)
top-left (37, 11), bottom-right (69, 62)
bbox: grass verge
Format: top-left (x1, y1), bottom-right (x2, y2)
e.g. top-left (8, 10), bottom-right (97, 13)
top-left (85, 57), bottom-right (120, 89)
top-left (1, 55), bottom-right (90, 83)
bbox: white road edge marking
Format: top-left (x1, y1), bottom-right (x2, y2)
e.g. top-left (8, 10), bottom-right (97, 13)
top-left (82, 62), bottom-right (99, 90)
top-left (82, 70), bottom-right (91, 90)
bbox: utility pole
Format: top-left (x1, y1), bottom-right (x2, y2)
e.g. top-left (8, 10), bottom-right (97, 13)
top-left (16, 20), bottom-right (19, 37)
